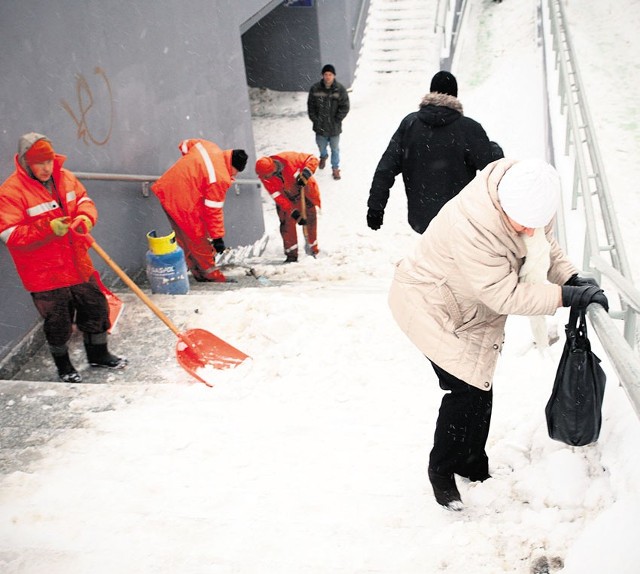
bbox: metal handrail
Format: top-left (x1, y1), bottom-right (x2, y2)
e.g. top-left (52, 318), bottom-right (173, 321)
top-left (589, 304), bottom-right (640, 419)
top-left (74, 171), bottom-right (261, 197)
top-left (544, 0), bottom-right (640, 416)
top-left (436, 0), bottom-right (467, 71)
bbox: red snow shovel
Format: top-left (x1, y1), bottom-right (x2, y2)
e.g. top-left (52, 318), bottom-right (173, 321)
top-left (71, 221), bottom-right (249, 386)
top-left (92, 270), bottom-right (124, 333)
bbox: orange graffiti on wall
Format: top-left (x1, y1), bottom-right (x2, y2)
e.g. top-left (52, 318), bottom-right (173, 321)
top-left (61, 66), bottom-right (114, 146)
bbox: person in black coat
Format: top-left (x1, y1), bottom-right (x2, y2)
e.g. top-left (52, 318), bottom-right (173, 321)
top-left (367, 71), bottom-right (503, 234)
top-left (307, 64), bottom-right (350, 180)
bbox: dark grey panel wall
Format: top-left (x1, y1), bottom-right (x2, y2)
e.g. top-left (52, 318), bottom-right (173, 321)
top-left (0, 0), bottom-right (367, 372)
top-left (243, 0), bottom-right (369, 91)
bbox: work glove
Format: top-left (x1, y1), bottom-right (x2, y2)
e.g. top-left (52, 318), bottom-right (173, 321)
top-left (367, 208), bottom-right (384, 231)
top-left (565, 274), bottom-right (600, 288)
top-left (291, 209), bottom-right (307, 226)
top-left (73, 215), bottom-right (93, 232)
top-left (50, 216), bottom-right (71, 237)
top-left (211, 237), bottom-right (226, 254)
top-left (561, 285), bottom-right (609, 312)
top-left (296, 167), bottom-right (313, 188)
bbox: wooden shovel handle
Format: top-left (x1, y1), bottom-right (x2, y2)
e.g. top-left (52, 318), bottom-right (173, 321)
top-left (299, 185), bottom-right (309, 243)
top-left (70, 222), bottom-right (184, 340)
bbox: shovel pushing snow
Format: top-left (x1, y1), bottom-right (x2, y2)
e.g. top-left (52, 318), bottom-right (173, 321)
top-left (215, 234), bottom-right (270, 267)
top-left (71, 221), bottom-right (249, 386)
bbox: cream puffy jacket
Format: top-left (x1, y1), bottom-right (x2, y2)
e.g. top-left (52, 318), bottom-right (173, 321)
top-left (388, 159), bottom-right (577, 390)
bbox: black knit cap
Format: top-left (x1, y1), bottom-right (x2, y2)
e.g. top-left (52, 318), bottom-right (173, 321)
top-left (322, 64), bottom-right (336, 75)
top-left (231, 149), bottom-right (248, 172)
top-left (430, 71), bottom-right (458, 97)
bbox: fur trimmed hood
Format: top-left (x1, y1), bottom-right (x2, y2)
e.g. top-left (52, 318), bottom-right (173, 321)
top-left (416, 92), bottom-right (464, 128)
top-left (419, 92), bottom-right (463, 114)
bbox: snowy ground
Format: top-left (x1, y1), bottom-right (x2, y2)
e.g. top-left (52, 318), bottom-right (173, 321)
top-left (1, 1), bottom-right (640, 573)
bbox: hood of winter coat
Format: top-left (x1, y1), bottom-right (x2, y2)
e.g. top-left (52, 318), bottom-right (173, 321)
top-left (459, 158), bottom-right (523, 252)
top-left (416, 92), bottom-right (463, 127)
top-left (17, 132), bottom-right (52, 172)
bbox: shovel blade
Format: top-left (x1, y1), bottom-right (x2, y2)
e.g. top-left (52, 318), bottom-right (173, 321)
top-left (104, 292), bottom-right (125, 333)
top-left (176, 328), bottom-right (249, 386)
top-left (92, 271), bottom-right (124, 333)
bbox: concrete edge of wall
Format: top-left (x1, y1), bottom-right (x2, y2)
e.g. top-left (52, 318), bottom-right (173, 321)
top-left (0, 323), bottom-right (44, 380)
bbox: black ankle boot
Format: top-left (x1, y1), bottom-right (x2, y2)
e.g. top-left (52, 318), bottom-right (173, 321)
top-left (428, 468), bottom-right (464, 511)
top-left (51, 350), bottom-right (83, 383)
top-left (84, 333), bottom-right (128, 369)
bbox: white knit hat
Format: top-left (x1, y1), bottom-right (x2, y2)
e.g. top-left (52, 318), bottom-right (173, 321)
top-left (497, 159), bottom-right (561, 228)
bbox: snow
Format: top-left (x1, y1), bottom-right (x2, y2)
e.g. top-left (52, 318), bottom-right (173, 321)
top-left (2, 0), bottom-right (640, 572)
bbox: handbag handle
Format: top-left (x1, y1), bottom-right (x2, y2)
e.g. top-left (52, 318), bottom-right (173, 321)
top-left (567, 307), bottom-right (589, 345)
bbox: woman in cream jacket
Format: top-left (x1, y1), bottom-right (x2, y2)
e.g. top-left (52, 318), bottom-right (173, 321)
top-left (388, 158), bottom-right (608, 510)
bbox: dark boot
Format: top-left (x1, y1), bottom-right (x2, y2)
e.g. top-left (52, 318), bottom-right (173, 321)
top-left (50, 346), bottom-right (82, 383)
top-left (195, 269), bottom-right (228, 283)
top-left (428, 468), bottom-right (464, 511)
top-left (319, 156), bottom-right (327, 169)
top-left (284, 249), bottom-right (298, 263)
top-left (84, 333), bottom-right (128, 369)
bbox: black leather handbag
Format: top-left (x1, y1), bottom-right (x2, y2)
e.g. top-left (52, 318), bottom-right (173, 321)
top-left (545, 308), bottom-right (607, 446)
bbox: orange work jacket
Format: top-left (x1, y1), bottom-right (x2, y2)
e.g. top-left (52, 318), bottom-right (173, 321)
top-left (0, 154), bottom-right (98, 293)
top-left (151, 139), bottom-right (235, 240)
top-left (259, 152), bottom-right (321, 212)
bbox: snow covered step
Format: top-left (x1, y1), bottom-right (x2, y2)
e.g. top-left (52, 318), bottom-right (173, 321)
top-left (358, 0), bottom-right (436, 82)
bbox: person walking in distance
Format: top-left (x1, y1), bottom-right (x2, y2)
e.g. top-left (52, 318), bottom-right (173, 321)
top-left (0, 133), bottom-right (127, 383)
top-left (367, 70), bottom-right (503, 234)
top-left (388, 158), bottom-right (608, 510)
top-left (255, 152), bottom-right (320, 263)
top-left (307, 64), bottom-right (350, 181)
top-left (152, 139), bottom-right (248, 283)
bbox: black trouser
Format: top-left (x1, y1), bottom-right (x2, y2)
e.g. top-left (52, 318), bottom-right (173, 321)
top-left (31, 278), bottom-right (110, 348)
top-left (428, 361), bottom-right (492, 481)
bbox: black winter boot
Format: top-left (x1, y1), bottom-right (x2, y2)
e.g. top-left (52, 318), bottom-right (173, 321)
top-left (428, 468), bottom-right (464, 511)
top-left (50, 346), bottom-right (82, 383)
top-left (84, 333), bottom-right (128, 369)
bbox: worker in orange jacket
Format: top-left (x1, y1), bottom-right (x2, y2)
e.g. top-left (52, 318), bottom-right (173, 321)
top-left (0, 133), bottom-right (126, 383)
top-left (255, 151), bottom-right (320, 262)
top-left (152, 139), bottom-right (248, 282)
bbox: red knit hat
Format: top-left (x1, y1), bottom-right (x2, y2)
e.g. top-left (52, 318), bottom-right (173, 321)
top-left (25, 139), bottom-right (55, 165)
top-left (255, 157), bottom-right (276, 177)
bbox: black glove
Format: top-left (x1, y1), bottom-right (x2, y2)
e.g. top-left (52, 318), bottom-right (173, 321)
top-left (561, 285), bottom-right (609, 312)
top-left (290, 209), bottom-right (307, 226)
top-left (296, 167), bottom-right (313, 187)
top-left (565, 274), bottom-right (600, 288)
top-left (211, 237), bottom-right (226, 254)
top-left (367, 208), bottom-right (384, 230)
top-left (490, 141), bottom-right (504, 160)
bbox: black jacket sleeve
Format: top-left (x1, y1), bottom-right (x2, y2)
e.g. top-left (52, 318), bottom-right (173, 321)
top-left (336, 85), bottom-right (350, 122)
top-left (367, 114), bottom-right (416, 211)
top-left (307, 86), bottom-right (318, 123)
top-left (463, 117), bottom-right (504, 172)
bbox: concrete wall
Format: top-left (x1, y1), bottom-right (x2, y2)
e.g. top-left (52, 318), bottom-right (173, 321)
top-left (0, 0), bottom-right (368, 374)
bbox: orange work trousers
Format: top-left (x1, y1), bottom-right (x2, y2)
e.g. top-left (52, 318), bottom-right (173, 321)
top-left (276, 198), bottom-right (318, 260)
top-left (163, 211), bottom-right (221, 281)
